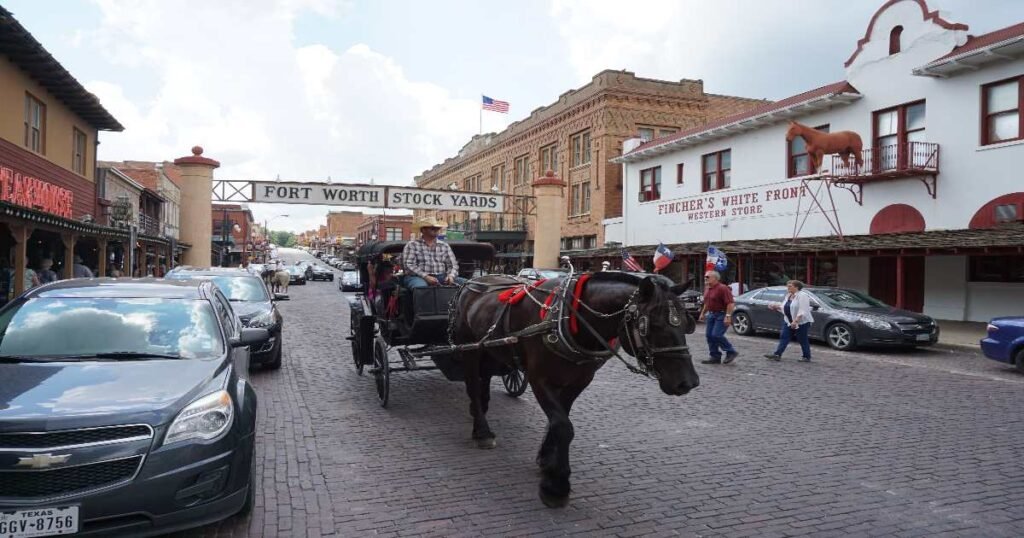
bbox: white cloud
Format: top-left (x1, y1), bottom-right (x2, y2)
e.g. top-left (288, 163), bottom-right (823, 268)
top-left (83, 0), bottom-right (485, 234)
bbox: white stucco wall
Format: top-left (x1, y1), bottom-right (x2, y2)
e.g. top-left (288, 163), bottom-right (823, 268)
top-left (923, 255), bottom-right (966, 320)
top-left (616, 3), bottom-right (1023, 246)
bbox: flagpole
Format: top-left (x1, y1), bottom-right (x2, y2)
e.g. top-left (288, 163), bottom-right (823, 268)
top-left (479, 95), bottom-right (483, 135)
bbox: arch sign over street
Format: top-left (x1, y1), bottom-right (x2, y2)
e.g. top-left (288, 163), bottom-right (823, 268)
top-left (251, 181), bottom-right (504, 213)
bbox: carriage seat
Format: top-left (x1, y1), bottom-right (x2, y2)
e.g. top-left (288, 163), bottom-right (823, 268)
top-left (394, 283), bottom-right (460, 344)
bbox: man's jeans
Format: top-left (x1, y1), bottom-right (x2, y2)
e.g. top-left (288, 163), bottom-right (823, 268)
top-left (704, 311), bottom-right (736, 360)
top-left (406, 274), bottom-right (466, 288)
top-left (774, 322), bottom-right (812, 359)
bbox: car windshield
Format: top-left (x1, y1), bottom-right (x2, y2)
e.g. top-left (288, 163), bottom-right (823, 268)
top-left (287, 267), bottom-right (301, 274)
top-left (0, 297), bottom-right (223, 359)
top-left (539, 270), bottom-right (566, 279)
top-left (166, 275), bottom-right (269, 302)
top-left (812, 289), bottom-right (887, 309)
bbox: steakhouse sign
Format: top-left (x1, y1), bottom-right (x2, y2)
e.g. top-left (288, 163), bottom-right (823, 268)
top-left (253, 182), bottom-right (504, 213)
top-left (0, 165), bottom-right (74, 219)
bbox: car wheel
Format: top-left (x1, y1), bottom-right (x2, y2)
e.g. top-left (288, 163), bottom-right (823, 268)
top-left (731, 311), bottom-right (755, 336)
top-left (826, 322), bottom-right (856, 351)
top-left (1015, 348), bottom-right (1024, 373)
top-left (265, 339), bottom-right (283, 370)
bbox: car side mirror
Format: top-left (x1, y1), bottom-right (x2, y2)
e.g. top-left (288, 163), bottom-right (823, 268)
top-left (274, 293), bottom-right (289, 301)
top-left (231, 327), bottom-right (271, 348)
top-left (811, 303), bottom-right (820, 311)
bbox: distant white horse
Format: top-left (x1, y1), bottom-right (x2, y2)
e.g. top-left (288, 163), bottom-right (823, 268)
top-left (273, 270), bottom-right (290, 294)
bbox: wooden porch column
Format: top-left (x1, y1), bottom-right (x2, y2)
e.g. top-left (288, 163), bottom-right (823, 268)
top-left (805, 255), bottom-right (814, 286)
top-left (737, 254), bottom-right (743, 290)
top-left (98, 239), bottom-right (108, 277)
top-left (895, 255), bottom-right (905, 309)
top-left (11, 225), bottom-right (30, 296)
top-left (62, 234), bottom-right (77, 279)
top-left (682, 255), bottom-right (689, 284)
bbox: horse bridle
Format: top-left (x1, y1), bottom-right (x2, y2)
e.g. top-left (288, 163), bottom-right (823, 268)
top-left (616, 295), bottom-right (691, 379)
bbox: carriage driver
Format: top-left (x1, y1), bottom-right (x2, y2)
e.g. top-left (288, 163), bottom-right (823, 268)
top-left (402, 216), bottom-right (467, 288)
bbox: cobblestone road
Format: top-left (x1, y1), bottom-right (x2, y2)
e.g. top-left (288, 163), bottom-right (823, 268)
top-left (180, 249), bottom-right (1024, 537)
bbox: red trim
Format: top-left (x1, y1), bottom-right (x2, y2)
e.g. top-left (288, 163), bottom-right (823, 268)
top-left (845, 0), bottom-right (968, 68)
top-left (870, 204), bottom-right (926, 234)
top-left (969, 192), bottom-right (1024, 229)
top-left (931, 21), bottom-right (1024, 63)
top-left (980, 76), bottom-right (1023, 146)
top-left (889, 25), bottom-right (903, 55)
top-left (540, 290), bottom-right (556, 320)
top-left (569, 274), bottom-right (591, 334)
top-left (895, 255), bottom-right (905, 309)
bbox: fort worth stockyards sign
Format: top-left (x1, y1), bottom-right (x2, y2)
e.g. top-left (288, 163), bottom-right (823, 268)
top-left (252, 182), bottom-right (504, 212)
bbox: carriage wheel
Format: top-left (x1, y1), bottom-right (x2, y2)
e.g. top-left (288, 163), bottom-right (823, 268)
top-left (502, 368), bottom-right (527, 397)
top-left (373, 337), bottom-right (390, 407)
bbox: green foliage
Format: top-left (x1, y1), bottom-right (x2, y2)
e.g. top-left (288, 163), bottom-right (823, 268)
top-left (270, 231), bottom-right (297, 247)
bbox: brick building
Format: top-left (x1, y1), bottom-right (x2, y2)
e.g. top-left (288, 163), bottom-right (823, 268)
top-left (413, 69), bottom-right (767, 269)
top-left (212, 204), bottom-right (255, 266)
top-left (326, 210), bottom-right (364, 240)
top-left (355, 214), bottom-right (414, 246)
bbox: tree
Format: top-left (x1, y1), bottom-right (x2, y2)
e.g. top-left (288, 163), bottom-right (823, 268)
top-left (270, 231), bottom-right (297, 248)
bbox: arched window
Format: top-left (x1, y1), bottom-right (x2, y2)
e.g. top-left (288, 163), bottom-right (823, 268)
top-left (889, 26), bottom-right (903, 55)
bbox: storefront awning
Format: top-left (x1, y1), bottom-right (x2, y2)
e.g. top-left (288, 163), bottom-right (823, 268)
top-left (580, 224), bottom-right (1024, 259)
top-left (0, 201), bottom-right (129, 239)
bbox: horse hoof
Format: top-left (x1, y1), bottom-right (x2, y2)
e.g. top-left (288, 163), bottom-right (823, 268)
top-left (539, 489), bottom-right (570, 508)
top-left (476, 437), bottom-right (497, 449)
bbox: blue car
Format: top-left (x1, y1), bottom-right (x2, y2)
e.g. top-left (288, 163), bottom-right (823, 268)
top-left (980, 317), bottom-right (1024, 371)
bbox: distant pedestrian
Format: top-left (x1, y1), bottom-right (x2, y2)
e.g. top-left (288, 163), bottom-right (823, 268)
top-left (24, 263), bottom-right (39, 290)
top-left (601, 261), bottom-right (611, 271)
top-left (698, 270), bottom-right (739, 364)
top-left (72, 255), bottom-right (93, 278)
top-left (764, 280), bottom-right (814, 362)
top-left (37, 258), bottom-right (59, 284)
top-left (729, 280), bottom-right (748, 296)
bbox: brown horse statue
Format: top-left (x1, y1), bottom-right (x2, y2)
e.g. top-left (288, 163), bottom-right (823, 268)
top-left (785, 121), bottom-right (863, 172)
top-left (450, 270), bottom-right (700, 508)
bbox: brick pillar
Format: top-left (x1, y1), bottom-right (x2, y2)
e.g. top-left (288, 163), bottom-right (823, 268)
top-left (174, 146), bottom-right (220, 266)
top-left (531, 170), bottom-right (566, 270)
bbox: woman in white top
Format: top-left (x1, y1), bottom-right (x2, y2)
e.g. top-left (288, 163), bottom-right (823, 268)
top-left (764, 279), bottom-right (814, 362)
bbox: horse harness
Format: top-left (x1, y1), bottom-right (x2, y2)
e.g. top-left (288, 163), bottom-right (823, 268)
top-left (450, 271), bottom-right (689, 379)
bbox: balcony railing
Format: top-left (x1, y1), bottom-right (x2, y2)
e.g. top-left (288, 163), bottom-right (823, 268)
top-left (448, 217), bottom-right (529, 233)
top-left (137, 213), bottom-right (163, 236)
top-left (830, 141), bottom-right (939, 180)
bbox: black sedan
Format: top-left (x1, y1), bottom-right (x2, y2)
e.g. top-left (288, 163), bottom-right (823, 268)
top-left (166, 267), bottom-right (285, 369)
top-left (285, 266), bottom-right (306, 285)
top-left (730, 286), bottom-right (939, 351)
top-left (0, 278), bottom-right (268, 536)
top-left (308, 264), bottom-right (334, 281)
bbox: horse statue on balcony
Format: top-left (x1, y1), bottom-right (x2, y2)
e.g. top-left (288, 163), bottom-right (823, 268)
top-left (786, 121), bottom-right (864, 172)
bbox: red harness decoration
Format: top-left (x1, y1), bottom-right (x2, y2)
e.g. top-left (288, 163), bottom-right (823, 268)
top-left (569, 274), bottom-right (592, 334)
top-left (497, 278), bottom-right (547, 305)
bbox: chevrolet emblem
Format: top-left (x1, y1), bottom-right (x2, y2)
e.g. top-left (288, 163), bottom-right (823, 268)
top-left (16, 453), bottom-right (71, 469)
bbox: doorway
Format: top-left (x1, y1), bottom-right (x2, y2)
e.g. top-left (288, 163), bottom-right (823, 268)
top-left (869, 256), bottom-right (924, 312)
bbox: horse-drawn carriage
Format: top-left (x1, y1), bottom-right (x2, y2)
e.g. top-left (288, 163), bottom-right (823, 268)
top-left (347, 240), bottom-right (528, 407)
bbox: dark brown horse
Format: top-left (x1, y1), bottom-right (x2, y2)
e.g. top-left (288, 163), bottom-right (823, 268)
top-left (450, 270), bottom-right (700, 508)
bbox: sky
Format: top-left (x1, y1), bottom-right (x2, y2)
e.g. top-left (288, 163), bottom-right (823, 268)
top-left (5, 0), bottom-right (1022, 234)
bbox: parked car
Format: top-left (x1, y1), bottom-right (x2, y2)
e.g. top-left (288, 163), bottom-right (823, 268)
top-left (730, 286), bottom-right (939, 351)
top-left (339, 269), bottom-right (361, 291)
top-left (286, 265), bottom-right (307, 285)
top-left (166, 267), bottom-right (285, 369)
top-left (517, 268), bottom-right (568, 281)
top-left (309, 264), bottom-right (334, 281)
top-left (679, 288), bottom-right (703, 317)
top-left (980, 317), bottom-right (1024, 371)
top-left (0, 278), bottom-right (267, 536)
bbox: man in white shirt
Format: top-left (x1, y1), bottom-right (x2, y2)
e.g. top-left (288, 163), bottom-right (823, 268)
top-left (729, 281), bottom-right (747, 296)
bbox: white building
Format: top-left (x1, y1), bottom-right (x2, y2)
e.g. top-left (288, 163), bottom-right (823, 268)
top-left (606, 0), bottom-right (1024, 322)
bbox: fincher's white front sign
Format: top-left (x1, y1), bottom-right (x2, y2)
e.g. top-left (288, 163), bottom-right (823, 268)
top-left (251, 182), bottom-right (504, 212)
top-left (253, 182), bottom-right (386, 207)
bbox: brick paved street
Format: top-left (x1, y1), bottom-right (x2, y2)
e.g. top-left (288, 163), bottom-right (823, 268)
top-left (180, 250), bottom-right (1024, 537)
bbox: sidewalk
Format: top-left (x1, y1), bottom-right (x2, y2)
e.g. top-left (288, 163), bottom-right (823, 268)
top-left (937, 320), bottom-right (987, 349)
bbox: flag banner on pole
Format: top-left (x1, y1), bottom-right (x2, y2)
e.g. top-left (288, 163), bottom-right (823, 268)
top-left (482, 95), bottom-right (509, 113)
top-left (622, 249), bottom-right (643, 272)
top-left (705, 245), bottom-right (728, 273)
top-left (653, 242), bottom-right (674, 272)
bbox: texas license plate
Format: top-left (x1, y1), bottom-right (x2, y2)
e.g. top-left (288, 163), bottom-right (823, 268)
top-left (916, 333), bottom-right (931, 341)
top-left (0, 506), bottom-right (78, 537)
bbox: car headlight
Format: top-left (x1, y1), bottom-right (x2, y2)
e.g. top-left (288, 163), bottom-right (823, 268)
top-left (860, 317), bottom-right (893, 331)
top-left (248, 310), bottom-right (276, 328)
top-left (165, 390), bottom-right (234, 445)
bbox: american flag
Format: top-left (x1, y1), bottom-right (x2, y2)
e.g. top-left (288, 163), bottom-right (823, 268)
top-left (482, 95), bottom-right (509, 113)
top-left (621, 249), bottom-right (643, 272)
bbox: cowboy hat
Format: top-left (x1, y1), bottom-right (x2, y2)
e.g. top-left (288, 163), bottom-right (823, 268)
top-left (413, 216), bottom-right (445, 230)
